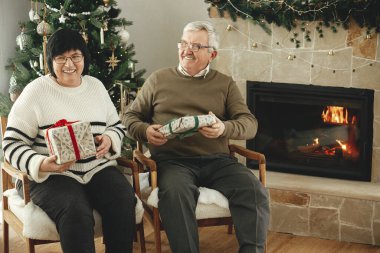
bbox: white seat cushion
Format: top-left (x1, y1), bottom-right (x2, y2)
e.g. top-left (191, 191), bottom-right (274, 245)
top-left (3, 188), bottom-right (144, 240)
top-left (140, 173), bottom-right (231, 220)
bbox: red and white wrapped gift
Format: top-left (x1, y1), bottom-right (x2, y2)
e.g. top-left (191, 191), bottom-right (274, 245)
top-left (45, 119), bottom-right (97, 164)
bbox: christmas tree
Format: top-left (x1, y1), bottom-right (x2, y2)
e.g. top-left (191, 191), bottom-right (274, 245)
top-left (2, 0), bottom-right (145, 157)
top-left (3, 0), bottom-right (144, 116)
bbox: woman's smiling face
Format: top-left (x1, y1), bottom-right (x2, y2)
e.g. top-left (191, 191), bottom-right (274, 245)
top-left (52, 49), bottom-right (84, 87)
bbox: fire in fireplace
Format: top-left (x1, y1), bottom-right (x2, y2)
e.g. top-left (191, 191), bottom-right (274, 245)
top-left (247, 82), bottom-right (374, 181)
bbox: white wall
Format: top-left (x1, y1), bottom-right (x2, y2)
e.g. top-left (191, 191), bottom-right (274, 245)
top-left (0, 0), bottom-right (211, 94)
top-left (0, 0), bottom-right (30, 94)
top-left (121, 0), bottom-right (210, 77)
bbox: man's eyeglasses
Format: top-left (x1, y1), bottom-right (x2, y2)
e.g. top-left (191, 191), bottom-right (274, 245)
top-left (177, 41), bottom-right (214, 52)
top-left (54, 54), bottom-right (84, 64)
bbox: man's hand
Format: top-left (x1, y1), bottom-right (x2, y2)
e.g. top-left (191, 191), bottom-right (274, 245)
top-left (146, 124), bottom-right (168, 146)
top-left (95, 135), bottom-right (112, 159)
top-left (199, 112), bottom-right (225, 139)
top-left (39, 155), bottom-right (74, 173)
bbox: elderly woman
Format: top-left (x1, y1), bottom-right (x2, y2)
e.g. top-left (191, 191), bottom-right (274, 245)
top-left (2, 28), bottom-right (136, 253)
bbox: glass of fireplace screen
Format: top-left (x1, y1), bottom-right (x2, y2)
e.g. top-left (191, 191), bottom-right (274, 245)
top-left (294, 106), bottom-right (360, 161)
top-left (253, 100), bottom-right (362, 174)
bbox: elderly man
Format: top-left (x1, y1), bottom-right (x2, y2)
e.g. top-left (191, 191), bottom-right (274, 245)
top-left (125, 21), bottom-right (269, 253)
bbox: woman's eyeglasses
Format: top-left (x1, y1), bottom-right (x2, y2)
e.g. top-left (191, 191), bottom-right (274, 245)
top-left (54, 54), bottom-right (83, 64)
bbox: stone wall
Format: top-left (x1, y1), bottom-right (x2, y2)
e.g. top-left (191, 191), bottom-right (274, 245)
top-left (208, 12), bottom-right (380, 245)
top-left (270, 188), bottom-right (379, 245)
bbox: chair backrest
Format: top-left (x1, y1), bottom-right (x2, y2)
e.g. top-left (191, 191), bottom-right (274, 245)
top-left (1, 116), bottom-right (15, 190)
top-left (1, 115), bottom-right (7, 140)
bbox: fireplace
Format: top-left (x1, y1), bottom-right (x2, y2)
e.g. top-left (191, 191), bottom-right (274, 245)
top-left (246, 82), bottom-right (374, 181)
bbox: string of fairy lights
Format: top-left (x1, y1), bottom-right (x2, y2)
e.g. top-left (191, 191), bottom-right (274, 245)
top-left (217, 1), bottom-right (379, 74)
top-left (225, 23), bottom-right (378, 73)
top-left (225, 0), bottom-right (374, 25)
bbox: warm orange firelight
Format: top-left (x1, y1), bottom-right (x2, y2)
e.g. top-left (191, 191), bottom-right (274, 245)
top-left (336, 139), bottom-right (347, 151)
top-left (321, 106), bottom-right (348, 124)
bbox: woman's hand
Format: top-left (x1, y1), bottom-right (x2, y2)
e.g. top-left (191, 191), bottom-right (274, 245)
top-left (39, 155), bottom-right (74, 173)
top-left (95, 135), bottom-right (112, 159)
top-left (146, 124), bottom-right (167, 146)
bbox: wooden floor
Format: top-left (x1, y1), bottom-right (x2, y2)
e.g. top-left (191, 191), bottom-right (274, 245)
top-left (1, 217), bottom-right (380, 253)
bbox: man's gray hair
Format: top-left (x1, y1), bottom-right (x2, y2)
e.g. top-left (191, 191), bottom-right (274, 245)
top-left (183, 21), bottom-right (219, 51)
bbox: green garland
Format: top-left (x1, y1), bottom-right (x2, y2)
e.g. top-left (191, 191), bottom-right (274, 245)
top-left (206, 0), bottom-right (380, 47)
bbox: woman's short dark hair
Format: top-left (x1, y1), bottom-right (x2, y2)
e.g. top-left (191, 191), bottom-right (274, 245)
top-left (46, 28), bottom-right (90, 78)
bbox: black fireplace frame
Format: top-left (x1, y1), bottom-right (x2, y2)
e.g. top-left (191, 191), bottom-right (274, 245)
top-left (247, 81), bottom-right (374, 181)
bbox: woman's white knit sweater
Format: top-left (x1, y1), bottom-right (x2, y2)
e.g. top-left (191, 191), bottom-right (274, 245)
top-left (2, 75), bottom-right (126, 184)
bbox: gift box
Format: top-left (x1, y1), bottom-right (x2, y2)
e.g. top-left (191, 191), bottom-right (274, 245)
top-left (45, 119), bottom-right (97, 164)
top-left (158, 114), bottom-right (217, 138)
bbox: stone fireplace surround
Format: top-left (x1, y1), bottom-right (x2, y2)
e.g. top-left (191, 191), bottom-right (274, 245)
top-left (209, 12), bottom-right (380, 245)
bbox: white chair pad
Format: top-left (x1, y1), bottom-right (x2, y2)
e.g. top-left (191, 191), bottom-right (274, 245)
top-left (3, 188), bottom-right (144, 240)
top-left (143, 186), bottom-right (231, 219)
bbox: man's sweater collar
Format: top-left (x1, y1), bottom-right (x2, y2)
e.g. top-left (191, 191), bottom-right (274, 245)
top-left (178, 64), bottom-right (210, 78)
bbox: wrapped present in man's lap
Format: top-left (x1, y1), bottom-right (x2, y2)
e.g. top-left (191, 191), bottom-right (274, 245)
top-left (45, 119), bottom-right (97, 164)
top-left (159, 114), bottom-right (217, 139)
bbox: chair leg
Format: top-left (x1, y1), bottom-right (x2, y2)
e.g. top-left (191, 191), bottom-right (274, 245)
top-left (26, 239), bottom-right (35, 253)
top-left (153, 208), bottom-right (162, 253)
top-left (139, 222), bottom-right (146, 253)
top-left (3, 221), bottom-right (9, 253)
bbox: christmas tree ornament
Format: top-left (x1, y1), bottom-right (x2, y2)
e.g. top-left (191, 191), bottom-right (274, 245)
top-left (9, 73), bottom-right (18, 93)
top-left (33, 12), bottom-right (41, 22)
top-left (103, 0), bottom-right (110, 7)
top-left (58, 4), bottom-right (67, 23)
top-left (106, 48), bottom-right (121, 70)
top-left (9, 72), bottom-right (24, 102)
top-left (128, 61), bottom-right (135, 78)
top-left (10, 91), bottom-right (21, 102)
top-left (103, 21), bottom-right (109, 31)
top-left (119, 29), bottom-right (130, 45)
top-left (37, 21), bottom-right (52, 35)
top-left (29, 8), bottom-right (35, 21)
top-left (39, 54), bottom-right (44, 70)
top-left (100, 27), bottom-right (105, 44)
top-left (59, 14), bottom-right (67, 23)
top-left (16, 28), bottom-right (33, 51)
top-left (82, 31), bottom-right (89, 43)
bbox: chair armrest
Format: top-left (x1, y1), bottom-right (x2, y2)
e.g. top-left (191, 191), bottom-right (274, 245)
top-left (228, 144), bottom-right (267, 187)
top-left (133, 149), bottom-right (158, 189)
top-left (116, 157), bottom-right (142, 198)
top-left (228, 144), bottom-right (265, 163)
top-left (1, 161), bottom-right (32, 204)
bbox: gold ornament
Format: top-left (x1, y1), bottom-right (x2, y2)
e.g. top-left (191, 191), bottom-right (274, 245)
top-left (106, 49), bottom-right (121, 70)
top-left (82, 32), bottom-right (89, 43)
top-left (103, 0), bottom-right (110, 6)
top-left (37, 21), bottom-right (52, 35)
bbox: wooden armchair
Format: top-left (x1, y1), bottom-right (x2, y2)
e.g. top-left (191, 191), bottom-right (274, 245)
top-left (133, 141), bottom-right (267, 253)
top-left (1, 116), bottom-right (146, 253)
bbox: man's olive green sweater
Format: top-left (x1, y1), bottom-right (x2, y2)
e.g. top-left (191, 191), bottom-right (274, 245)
top-left (125, 67), bottom-right (258, 160)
